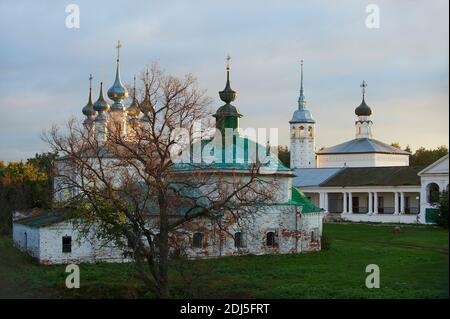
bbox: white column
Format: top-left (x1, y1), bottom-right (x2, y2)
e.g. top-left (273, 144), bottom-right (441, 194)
top-left (348, 192), bottom-right (353, 214)
top-left (342, 192), bottom-right (347, 214)
top-left (324, 192), bottom-right (329, 212)
top-left (368, 192), bottom-right (373, 214)
top-left (373, 192), bottom-right (378, 215)
top-left (319, 192), bottom-right (325, 209)
top-left (400, 192), bottom-right (405, 214)
top-left (394, 192), bottom-right (399, 215)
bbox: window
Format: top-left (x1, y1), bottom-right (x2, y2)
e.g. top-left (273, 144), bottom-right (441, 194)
top-left (62, 236), bottom-right (72, 253)
top-left (192, 232), bottom-right (204, 249)
top-left (311, 228), bottom-right (320, 242)
top-left (298, 126), bottom-right (304, 138)
top-left (266, 231), bottom-right (276, 247)
top-left (234, 232), bottom-right (245, 248)
top-left (308, 126), bottom-right (313, 137)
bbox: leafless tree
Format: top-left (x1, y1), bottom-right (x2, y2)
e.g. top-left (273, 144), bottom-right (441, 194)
top-left (43, 63), bottom-right (278, 298)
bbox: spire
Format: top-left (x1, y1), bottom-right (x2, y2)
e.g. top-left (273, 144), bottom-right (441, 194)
top-left (82, 74), bottom-right (96, 117)
top-left (108, 40), bottom-right (129, 108)
top-left (219, 54), bottom-right (237, 104)
top-left (355, 80), bottom-right (372, 116)
top-left (298, 59), bottom-right (306, 109)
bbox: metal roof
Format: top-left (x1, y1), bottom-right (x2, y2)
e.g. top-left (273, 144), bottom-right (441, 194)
top-left (318, 138), bottom-right (410, 155)
top-left (320, 166), bottom-right (421, 187)
top-left (290, 109), bottom-right (315, 124)
top-left (293, 168), bottom-right (343, 187)
top-left (15, 210), bottom-right (70, 228)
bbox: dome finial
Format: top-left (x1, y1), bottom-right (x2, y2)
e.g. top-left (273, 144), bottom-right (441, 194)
top-left (298, 59), bottom-right (306, 109)
top-left (360, 80), bottom-right (367, 100)
top-left (355, 80), bottom-right (372, 116)
top-left (219, 54), bottom-right (237, 104)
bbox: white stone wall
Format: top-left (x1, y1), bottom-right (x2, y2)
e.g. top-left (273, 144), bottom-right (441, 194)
top-left (12, 224), bottom-right (40, 258)
top-left (14, 205), bottom-right (324, 264)
top-left (317, 152), bottom-right (409, 168)
top-left (290, 124), bottom-right (316, 169)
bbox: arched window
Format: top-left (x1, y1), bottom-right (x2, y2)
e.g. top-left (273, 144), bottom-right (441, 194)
top-left (298, 126), bottom-right (304, 138)
top-left (292, 128), bottom-right (296, 139)
top-left (234, 232), bottom-right (245, 248)
top-left (308, 126), bottom-right (313, 137)
top-left (266, 232), bottom-right (276, 247)
top-left (426, 183), bottom-right (440, 204)
top-left (192, 232), bottom-right (204, 248)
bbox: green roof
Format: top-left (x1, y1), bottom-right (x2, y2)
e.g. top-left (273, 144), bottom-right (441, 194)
top-left (289, 188), bottom-right (323, 213)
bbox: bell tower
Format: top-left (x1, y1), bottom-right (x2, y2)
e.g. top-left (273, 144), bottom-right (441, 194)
top-left (289, 60), bottom-right (316, 169)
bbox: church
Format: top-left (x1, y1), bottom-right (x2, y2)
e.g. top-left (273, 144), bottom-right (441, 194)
top-left (290, 62), bottom-right (446, 224)
top-left (12, 47), bottom-right (324, 265)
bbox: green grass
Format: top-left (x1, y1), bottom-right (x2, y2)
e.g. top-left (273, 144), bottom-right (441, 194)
top-left (0, 223), bottom-right (448, 299)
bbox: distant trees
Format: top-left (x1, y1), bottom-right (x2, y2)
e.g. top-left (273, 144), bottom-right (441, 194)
top-left (277, 145), bottom-right (290, 168)
top-left (391, 143), bottom-right (448, 167)
top-left (0, 153), bottom-right (55, 235)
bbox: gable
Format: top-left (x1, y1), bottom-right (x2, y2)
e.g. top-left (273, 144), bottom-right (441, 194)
top-left (419, 155), bottom-right (449, 176)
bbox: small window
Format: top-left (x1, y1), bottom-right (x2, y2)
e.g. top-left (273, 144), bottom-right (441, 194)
top-left (193, 232), bottom-right (204, 249)
top-left (266, 231), bottom-right (276, 247)
top-left (62, 236), bottom-right (72, 253)
top-left (311, 228), bottom-right (320, 242)
top-left (308, 126), bottom-right (313, 137)
top-left (234, 232), bottom-right (245, 248)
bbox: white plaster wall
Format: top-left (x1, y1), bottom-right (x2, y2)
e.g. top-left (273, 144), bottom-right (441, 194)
top-left (342, 214), bottom-right (420, 224)
top-left (290, 124), bottom-right (316, 169)
top-left (38, 222), bottom-right (127, 265)
top-left (13, 224), bottom-right (40, 258)
top-left (419, 174), bottom-right (449, 223)
top-left (317, 153), bottom-right (409, 168)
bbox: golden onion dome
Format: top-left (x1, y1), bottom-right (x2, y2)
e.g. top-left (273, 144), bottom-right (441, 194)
top-left (140, 84), bottom-right (154, 114)
top-left (127, 77), bottom-right (140, 117)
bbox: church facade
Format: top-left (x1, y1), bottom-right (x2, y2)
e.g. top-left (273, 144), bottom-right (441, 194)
top-left (289, 63), bottom-right (439, 224)
top-left (12, 47), bottom-right (324, 265)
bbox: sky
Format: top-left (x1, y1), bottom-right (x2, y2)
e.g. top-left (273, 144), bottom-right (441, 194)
top-left (0, 0), bottom-right (448, 162)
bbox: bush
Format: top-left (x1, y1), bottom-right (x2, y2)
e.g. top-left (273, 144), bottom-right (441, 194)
top-left (321, 233), bottom-right (331, 251)
top-left (437, 190), bottom-right (449, 229)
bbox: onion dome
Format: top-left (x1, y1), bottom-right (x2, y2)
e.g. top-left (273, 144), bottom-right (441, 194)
top-left (218, 55), bottom-right (238, 105)
top-left (127, 76), bottom-right (140, 117)
top-left (82, 75), bottom-right (97, 117)
top-left (355, 80), bottom-right (372, 116)
top-left (108, 41), bottom-right (129, 111)
top-left (93, 82), bottom-right (110, 113)
top-left (214, 55), bottom-right (242, 119)
top-left (140, 83), bottom-right (154, 114)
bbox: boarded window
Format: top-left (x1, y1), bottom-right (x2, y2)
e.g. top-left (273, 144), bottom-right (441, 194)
top-left (62, 236), bottom-right (72, 253)
top-left (193, 232), bottom-right (204, 249)
top-left (266, 232), bottom-right (276, 247)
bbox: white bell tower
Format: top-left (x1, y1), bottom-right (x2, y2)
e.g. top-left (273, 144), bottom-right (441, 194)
top-left (289, 60), bottom-right (316, 169)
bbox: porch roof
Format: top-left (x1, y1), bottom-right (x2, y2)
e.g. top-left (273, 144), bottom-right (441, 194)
top-left (320, 166), bottom-right (421, 187)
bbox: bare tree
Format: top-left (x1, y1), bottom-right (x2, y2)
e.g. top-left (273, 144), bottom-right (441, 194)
top-left (43, 64), bottom-right (278, 298)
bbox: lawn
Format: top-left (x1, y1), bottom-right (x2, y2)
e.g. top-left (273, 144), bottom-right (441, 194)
top-left (0, 223), bottom-right (448, 299)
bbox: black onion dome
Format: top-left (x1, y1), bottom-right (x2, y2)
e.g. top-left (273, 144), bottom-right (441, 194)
top-left (355, 98), bottom-right (372, 116)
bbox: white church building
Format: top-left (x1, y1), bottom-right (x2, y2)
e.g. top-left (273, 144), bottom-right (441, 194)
top-left (290, 63), bottom-right (445, 224)
top-left (12, 48), bottom-right (324, 265)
